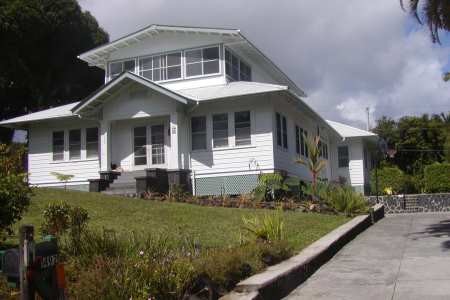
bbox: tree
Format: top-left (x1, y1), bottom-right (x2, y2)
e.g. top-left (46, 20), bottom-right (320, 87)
top-left (296, 135), bottom-right (327, 200)
top-left (51, 172), bottom-right (75, 190)
top-left (0, 0), bottom-right (109, 142)
top-left (0, 143), bottom-right (32, 239)
top-left (400, 0), bottom-right (450, 43)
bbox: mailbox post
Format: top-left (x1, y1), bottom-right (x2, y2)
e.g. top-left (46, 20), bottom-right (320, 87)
top-left (19, 225), bottom-right (35, 300)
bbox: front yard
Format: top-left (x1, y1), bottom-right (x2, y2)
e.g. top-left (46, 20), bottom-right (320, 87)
top-left (12, 188), bottom-right (348, 250)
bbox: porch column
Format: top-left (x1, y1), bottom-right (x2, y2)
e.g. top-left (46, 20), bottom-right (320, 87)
top-left (100, 120), bottom-right (111, 172)
top-left (168, 112), bottom-right (179, 169)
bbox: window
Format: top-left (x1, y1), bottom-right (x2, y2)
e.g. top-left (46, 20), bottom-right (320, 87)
top-left (52, 131), bottom-right (64, 161)
top-left (295, 126), bottom-right (300, 154)
top-left (276, 113), bottom-right (282, 146)
top-left (191, 116), bottom-right (207, 150)
top-left (186, 46), bottom-right (220, 77)
top-left (109, 59), bottom-right (136, 79)
top-left (235, 111), bottom-right (251, 146)
top-left (86, 127), bottom-right (99, 158)
top-left (304, 130), bottom-right (309, 157)
top-left (300, 128), bottom-right (305, 156)
top-left (212, 113), bottom-right (228, 148)
top-left (69, 129), bottom-right (81, 160)
top-left (338, 146), bottom-right (349, 168)
top-left (151, 125), bottom-right (165, 165)
top-left (282, 116), bottom-right (288, 149)
top-left (225, 48), bottom-right (251, 81)
top-left (138, 52), bottom-right (182, 81)
top-left (134, 127), bottom-right (147, 166)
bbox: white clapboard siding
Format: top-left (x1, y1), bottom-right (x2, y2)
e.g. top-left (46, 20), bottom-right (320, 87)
top-left (272, 97), bottom-right (333, 182)
top-left (331, 138), bottom-right (365, 187)
top-left (28, 120), bottom-right (100, 186)
top-left (190, 95), bottom-right (274, 176)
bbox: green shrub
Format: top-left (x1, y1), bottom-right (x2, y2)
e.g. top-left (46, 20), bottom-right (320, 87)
top-left (0, 144), bottom-right (32, 239)
top-left (41, 202), bottom-right (72, 236)
top-left (253, 173), bottom-right (288, 201)
top-left (424, 163), bottom-right (450, 193)
top-left (326, 185), bottom-right (368, 217)
top-left (370, 166), bottom-right (406, 195)
top-left (241, 210), bottom-right (285, 243)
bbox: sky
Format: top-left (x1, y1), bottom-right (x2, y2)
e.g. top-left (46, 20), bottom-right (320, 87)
top-left (78, 0), bottom-right (450, 129)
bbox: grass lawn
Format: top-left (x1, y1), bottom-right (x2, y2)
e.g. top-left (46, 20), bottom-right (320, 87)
top-left (8, 188), bottom-right (349, 251)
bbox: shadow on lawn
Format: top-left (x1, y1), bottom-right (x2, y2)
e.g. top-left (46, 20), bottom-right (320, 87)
top-left (410, 218), bottom-right (450, 251)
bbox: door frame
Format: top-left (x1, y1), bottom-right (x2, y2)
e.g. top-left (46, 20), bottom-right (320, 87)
top-left (132, 120), bottom-right (168, 170)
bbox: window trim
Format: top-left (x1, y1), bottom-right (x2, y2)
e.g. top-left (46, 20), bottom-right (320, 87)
top-left (108, 58), bottom-right (137, 80)
top-left (68, 129), bottom-right (82, 161)
top-left (86, 127), bottom-right (99, 159)
top-left (185, 45), bottom-right (221, 79)
top-left (212, 113), bottom-right (229, 148)
top-left (52, 131), bottom-right (65, 161)
top-left (338, 145), bottom-right (350, 168)
top-left (191, 115), bottom-right (208, 151)
top-left (234, 110), bottom-right (251, 146)
top-left (224, 47), bottom-right (252, 82)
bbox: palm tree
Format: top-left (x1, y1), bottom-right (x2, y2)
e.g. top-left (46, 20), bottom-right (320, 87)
top-left (400, 0), bottom-right (450, 43)
top-left (296, 135), bottom-right (327, 200)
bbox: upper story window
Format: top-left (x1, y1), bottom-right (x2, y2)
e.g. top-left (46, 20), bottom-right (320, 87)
top-left (109, 59), bottom-right (136, 79)
top-left (138, 52), bottom-right (182, 81)
top-left (225, 48), bottom-right (251, 81)
top-left (186, 46), bottom-right (220, 78)
top-left (338, 146), bottom-right (349, 168)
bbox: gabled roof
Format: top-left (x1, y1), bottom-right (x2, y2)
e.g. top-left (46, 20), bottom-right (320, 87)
top-left (327, 120), bottom-right (377, 138)
top-left (78, 24), bottom-right (306, 98)
top-left (0, 102), bottom-right (80, 128)
top-left (71, 72), bottom-right (192, 115)
top-left (178, 81), bottom-right (288, 101)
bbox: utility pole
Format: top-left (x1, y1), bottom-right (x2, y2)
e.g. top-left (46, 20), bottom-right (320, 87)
top-left (366, 107), bottom-right (370, 131)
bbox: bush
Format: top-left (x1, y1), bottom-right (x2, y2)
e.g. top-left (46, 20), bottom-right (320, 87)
top-left (0, 144), bottom-right (32, 239)
top-left (241, 210), bottom-right (285, 243)
top-left (41, 202), bottom-right (90, 238)
top-left (253, 173), bottom-right (288, 201)
top-left (326, 185), bottom-right (368, 217)
top-left (424, 163), bottom-right (450, 193)
top-left (370, 166), bottom-right (406, 195)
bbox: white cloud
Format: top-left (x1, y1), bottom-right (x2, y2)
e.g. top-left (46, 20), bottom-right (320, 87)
top-left (79, 0), bottom-right (450, 129)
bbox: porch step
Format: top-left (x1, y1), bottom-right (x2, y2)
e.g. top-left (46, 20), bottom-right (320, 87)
top-left (101, 170), bottom-right (145, 196)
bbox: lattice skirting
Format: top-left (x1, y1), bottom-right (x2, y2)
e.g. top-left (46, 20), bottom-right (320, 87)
top-left (194, 174), bottom-right (259, 196)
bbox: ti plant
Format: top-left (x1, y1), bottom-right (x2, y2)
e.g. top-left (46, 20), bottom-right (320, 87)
top-left (296, 135), bottom-right (327, 201)
top-left (51, 172), bottom-right (74, 191)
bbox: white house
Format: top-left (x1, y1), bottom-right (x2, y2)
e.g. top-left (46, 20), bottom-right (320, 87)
top-left (0, 24), bottom-right (377, 195)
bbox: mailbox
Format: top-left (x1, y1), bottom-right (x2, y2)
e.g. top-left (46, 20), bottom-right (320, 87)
top-left (1, 248), bottom-right (20, 284)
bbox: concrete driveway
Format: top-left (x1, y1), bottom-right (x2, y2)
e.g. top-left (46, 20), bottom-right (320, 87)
top-left (284, 213), bottom-right (450, 300)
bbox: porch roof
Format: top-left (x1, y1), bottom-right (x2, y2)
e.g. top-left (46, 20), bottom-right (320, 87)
top-left (71, 72), bottom-right (193, 115)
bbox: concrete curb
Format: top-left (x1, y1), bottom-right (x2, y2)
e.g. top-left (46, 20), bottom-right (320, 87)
top-left (220, 204), bottom-right (385, 300)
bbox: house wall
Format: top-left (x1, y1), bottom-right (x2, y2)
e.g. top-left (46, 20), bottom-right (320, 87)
top-left (188, 95), bottom-right (275, 195)
top-left (330, 137), bottom-right (365, 193)
top-left (28, 119), bottom-right (100, 190)
top-left (271, 96), bottom-right (333, 182)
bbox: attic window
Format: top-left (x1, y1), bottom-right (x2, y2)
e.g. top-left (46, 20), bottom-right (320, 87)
top-left (225, 48), bottom-right (251, 82)
top-left (185, 46), bottom-right (220, 78)
top-left (138, 52), bottom-right (182, 82)
top-left (109, 59), bottom-right (136, 79)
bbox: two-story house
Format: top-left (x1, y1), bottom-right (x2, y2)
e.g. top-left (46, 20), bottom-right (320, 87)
top-left (0, 25), bottom-right (378, 195)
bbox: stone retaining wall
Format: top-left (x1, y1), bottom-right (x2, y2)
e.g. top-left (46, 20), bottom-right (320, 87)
top-left (367, 193), bottom-right (450, 214)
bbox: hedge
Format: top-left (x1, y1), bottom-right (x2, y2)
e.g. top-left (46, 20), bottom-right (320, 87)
top-left (370, 166), bottom-right (405, 195)
top-left (424, 163), bottom-right (450, 193)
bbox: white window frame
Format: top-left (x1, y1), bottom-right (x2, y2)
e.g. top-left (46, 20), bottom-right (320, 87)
top-left (185, 45), bottom-right (221, 79)
top-left (191, 116), bottom-right (208, 151)
top-left (338, 145), bottom-right (349, 168)
top-left (234, 111), bottom-right (251, 146)
top-left (108, 58), bottom-right (137, 81)
top-left (86, 127), bottom-right (99, 159)
top-left (224, 47), bottom-right (252, 82)
top-left (68, 129), bottom-right (82, 161)
top-left (52, 131), bottom-right (65, 161)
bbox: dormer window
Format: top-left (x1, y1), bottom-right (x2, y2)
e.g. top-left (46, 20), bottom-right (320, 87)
top-left (109, 59), bottom-right (136, 79)
top-left (185, 46), bottom-right (220, 78)
top-left (138, 52), bottom-right (182, 81)
top-left (225, 48), bottom-right (251, 81)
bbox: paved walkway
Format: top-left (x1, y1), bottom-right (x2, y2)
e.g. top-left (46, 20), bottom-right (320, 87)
top-left (285, 213), bottom-right (450, 300)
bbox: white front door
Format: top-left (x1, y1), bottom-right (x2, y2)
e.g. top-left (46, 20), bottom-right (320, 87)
top-left (133, 123), bottom-right (166, 170)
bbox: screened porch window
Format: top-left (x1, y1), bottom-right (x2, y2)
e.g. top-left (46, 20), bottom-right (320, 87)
top-left (191, 116), bottom-right (207, 150)
top-left (213, 113), bottom-right (228, 148)
top-left (109, 59), bottom-right (136, 79)
top-left (69, 129), bottom-right (81, 160)
top-left (134, 127), bottom-right (147, 166)
top-left (235, 111), bottom-right (251, 146)
top-left (185, 46), bottom-right (220, 78)
top-left (86, 127), bottom-right (99, 158)
top-left (52, 131), bottom-right (64, 161)
top-left (225, 48), bottom-right (251, 81)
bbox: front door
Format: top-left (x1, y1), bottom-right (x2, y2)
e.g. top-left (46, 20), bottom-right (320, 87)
top-left (133, 124), bottom-right (166, 169)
